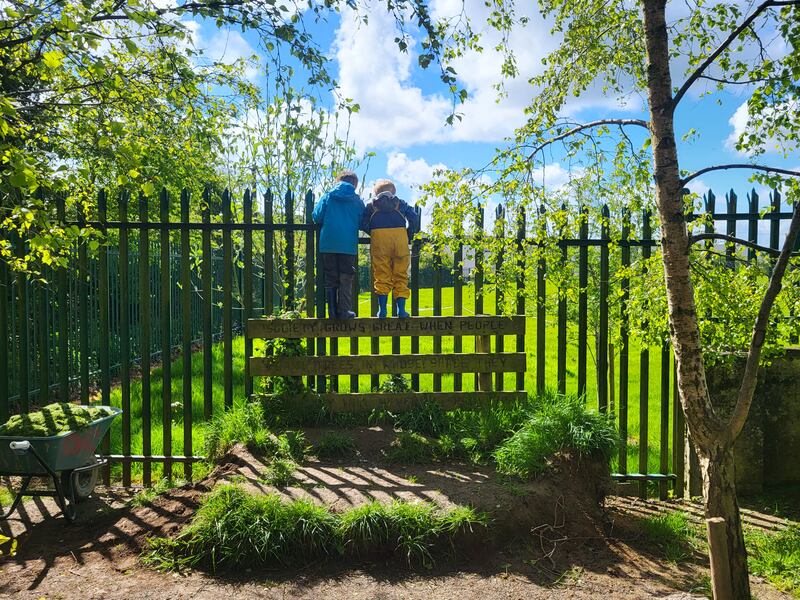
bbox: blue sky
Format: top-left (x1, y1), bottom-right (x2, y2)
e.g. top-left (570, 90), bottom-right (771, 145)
top-left (182, 1), bottom-right (796, 234)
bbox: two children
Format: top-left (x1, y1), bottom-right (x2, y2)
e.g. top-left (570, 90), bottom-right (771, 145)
top-left (313, 173), bottom-right (418, 319)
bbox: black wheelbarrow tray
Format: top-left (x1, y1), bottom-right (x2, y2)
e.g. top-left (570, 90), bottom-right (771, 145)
top-left (0, 406), bottom-right (121, 523)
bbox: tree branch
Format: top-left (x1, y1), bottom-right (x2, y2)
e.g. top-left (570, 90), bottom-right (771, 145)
top-left (671, 0), bottom-right (800, 109)
top-left (526, 119), bottom-right (649, 162)
top-left (728, 200), bottom-right (800, 441)
top-left (689, 233), bottom-right (800, 257)
top-left (682, 164), bottom-right (800, 186)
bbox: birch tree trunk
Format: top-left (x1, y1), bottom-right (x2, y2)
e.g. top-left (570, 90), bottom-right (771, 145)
top-left (641, 0), bottom-right (750, 596)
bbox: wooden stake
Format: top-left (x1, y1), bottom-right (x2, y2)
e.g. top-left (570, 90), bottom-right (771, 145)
top-left (706, 517), bottom-right (733, 600)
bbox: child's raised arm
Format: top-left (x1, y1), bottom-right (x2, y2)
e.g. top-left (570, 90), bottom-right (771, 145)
top-left (312, 193), bottom-right (329, 224)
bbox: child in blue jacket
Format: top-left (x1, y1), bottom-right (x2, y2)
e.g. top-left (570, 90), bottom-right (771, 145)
top-left (360, 179), bottom-right (420, 318)
top-left (312, 170), bottom-right (365, 319)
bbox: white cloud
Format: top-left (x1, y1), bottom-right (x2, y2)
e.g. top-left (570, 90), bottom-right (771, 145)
top-left (386, 152), bottom-right (448, 190)
top-left (686, 177), bottom-right (710, 198)
top-left (726, 99), bottom-right (799, 156)
top-left (529, 163), bottom-right (574, 190)
top-left (201, 28), bottom-right (260, 80)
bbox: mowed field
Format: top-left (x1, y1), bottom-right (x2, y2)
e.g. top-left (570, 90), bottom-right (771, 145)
top-left (107, 286), bottom-right (676, 483)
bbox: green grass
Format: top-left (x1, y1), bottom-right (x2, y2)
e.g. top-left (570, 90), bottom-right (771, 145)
top-left (493, 394), bottom-right (617, 479)
top-left (640, 511), bottom-right (701, 563)
top-left (313, 432), bottom-right (358, 460)
top-left (128, 478), bottom-right (176, 508)
top-left (260, 458), bottom-right (298, 486)
top-left (106, 285), bottom-right (673, 482)
top-left (143, 483), bottom-right (488, 571)
top-left (386, 431), bottom-right (438, 464)
top-left (747, 524), bottom-right (800, 596)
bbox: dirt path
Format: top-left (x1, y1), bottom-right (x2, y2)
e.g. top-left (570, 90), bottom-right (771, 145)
top-left (0, 430), bottom-right (792, 599)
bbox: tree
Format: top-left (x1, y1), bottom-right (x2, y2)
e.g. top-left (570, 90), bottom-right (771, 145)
top-left (422, 1), bottom-right (800, 596)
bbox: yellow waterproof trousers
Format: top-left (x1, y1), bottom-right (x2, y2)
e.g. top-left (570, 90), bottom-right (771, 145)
top-left (370, 227), bottom-right (410, 298)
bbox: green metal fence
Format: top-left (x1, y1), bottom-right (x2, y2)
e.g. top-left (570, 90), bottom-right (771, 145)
top-left (0, 185), bottom-right (794, 494)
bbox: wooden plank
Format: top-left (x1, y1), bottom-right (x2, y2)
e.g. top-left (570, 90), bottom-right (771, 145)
top-left (180, 188), bottom-right (193, 481)
top-left (246, 315), bottom-right (525, 339)
top-left (536, 206), bottom-right (546, 394)
top-left (314, 223), bottom-right (326, 392)
top-left (319, 391), bottom-right (527, 413)
top-left (473, 206), bottom-right (484, 391)
top-left (119, 190), bottom-right (131, 487)
top-left (476, 334), bottom-right (493, 392)
top-left (264, 189), bottom-right (274, 315)
top-left (410, 229), bottom-right (422, 391)
top-left (250, 352), bottom-right (526, 377)
top-left (350, 248), bottom-right (359, 393)
top-left (159, 187), bottom-right (172, 479)
top-left (139, 192), bottom-right (152, 486)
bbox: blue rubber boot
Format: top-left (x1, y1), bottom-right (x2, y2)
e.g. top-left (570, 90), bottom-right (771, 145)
top-left (325, 287), bottom-right (338, 319)
top-left (376, 295), bottom-right (388, 319)
top-left (395, 297), bottom-right (410, 318)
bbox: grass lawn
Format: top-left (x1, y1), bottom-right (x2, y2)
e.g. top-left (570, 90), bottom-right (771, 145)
top-left (108, 286), bottom-right (675, 483)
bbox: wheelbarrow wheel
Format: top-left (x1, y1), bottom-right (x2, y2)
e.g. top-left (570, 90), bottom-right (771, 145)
top-left (60, 466), bottom-right (98, 503)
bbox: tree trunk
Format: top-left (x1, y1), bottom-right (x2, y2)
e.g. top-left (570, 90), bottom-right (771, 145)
top-left (641, 1), bottom-right (751, 597)
top-left (700, 443), bottom-right (750, 597)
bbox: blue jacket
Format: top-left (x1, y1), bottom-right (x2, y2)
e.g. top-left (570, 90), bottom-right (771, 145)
top-left (312, 181), bottom-right (365, 255)
top-left (360, 194), bottom-right (420, 236)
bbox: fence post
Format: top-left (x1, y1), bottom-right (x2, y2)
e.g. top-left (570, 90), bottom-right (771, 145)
top-left (536, 205), bottom-right (546, 394)
top-left (285, 189), bottom-right (295, 309)
top-left (98, 189), bottom-right (111, 484)
top-left (748, 189), bottom-right (759, 262)
top-left (639, 209), bottom-right (652, 498)
top-left (433, 241), bottom-right (442, 392)
top-left (453, 232), bottom-right (463, 392)
top-left (243, 189), bottom-right (254, 399)
top-left (180, 188), bottom-right (193, 480)
top-left (619, 209), bottom-right (631, 474)
top-left (476, 333), bottom-right (492, 392)
top-left (706, 517), bottom-right (733, 600)
top-left (410, 205), bottom-right (422, 391)
top-left (598, 205), bottom-right (609, 412)
top-left (659, 342), bottom-right (671, 499)
top-left (494, 203), bottom-right (505, 391)
top-left (557, 203), bottom-right (567, 395)
top-left (139, 192), bottom-right (152, 486)
top-left (577, 205), bottom-right (589, 398)
top-left (201, 187), bottom-right (213, 421)
top-left (56, 194), bottom-right (69, 402)
top-left (160, 187), bottom-right (173, 480)
top-left (302, 190), bottom-right (316, 391)
top-left (222, 189), bottom-right (233, 410)
top-left (0, 257), bottom-right (8, 421)
top-left (77, 203), bottom-right (88, 406)
top-left (474, 205), bottom-right (485, 390)
top-left (119, 190), bottom-right (132, 486)
top-left (516, 206), bottom-right (526, 392)
top-left (726, 189), bottom-right (737, 268)
top-left (264, 189), bottom-right (274, 315)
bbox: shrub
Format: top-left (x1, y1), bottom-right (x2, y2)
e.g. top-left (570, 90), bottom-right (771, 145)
top-left (493, 394), bottom-right (617, 479)
top-left (314, 433), bottom-right (358, 460)
top-left (144, 484), bottom-right (487, 571)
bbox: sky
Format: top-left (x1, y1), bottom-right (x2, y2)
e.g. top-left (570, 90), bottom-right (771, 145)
top-left (180, 0), bottom-right (797, 237)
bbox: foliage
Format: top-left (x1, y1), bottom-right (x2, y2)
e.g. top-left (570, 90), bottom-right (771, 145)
top-left (377, 375), bottom-right (413, 394)
top-left (385, 431), bottom-right (438, 464)
top-left (394, 399), bottom-right (447, 435)
top-left (314, 432), bottom-right (358, 460)
top-left (640, 511), bottom-right (701, 564)
top-left (261, 458), bottom-right (298, 487)
top-left (0, 403), bottom-right (112, 437)
top-left (493, 395), bottom-right (617, 479)
top-left (128, 478), bottom-right (177, 508)
top-left (203, 401), bottom-right (306, 463)
top-left (143, 483), bottom-right (487, 571)
top-left (747, 524), bottom-right (800, 596)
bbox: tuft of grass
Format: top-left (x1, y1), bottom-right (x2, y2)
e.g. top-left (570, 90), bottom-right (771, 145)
top-left (144, 484), bottom-right (487, 571)
top-left (314, 433), bottom-right (358, 460)
top-left (129, 478), bottom-right (176, 508)
top-left (493, 394), bottom-right (617, 479)
top-left (747, 524), bottom-right (800, 595)
top-left (261, 458), bottom-right (298, 487)
top-left (640, 511), bottom-right (700, 563)
top-left (386, 431), bottom-right (437, 464)
top-left (395, 399), bottom-right (447, 436)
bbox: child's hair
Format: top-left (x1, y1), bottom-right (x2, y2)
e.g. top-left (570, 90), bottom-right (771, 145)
top-left (336, 169), bottom-right (358, 187)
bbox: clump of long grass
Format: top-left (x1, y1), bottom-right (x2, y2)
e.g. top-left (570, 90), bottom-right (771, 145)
top-left (143, 484), bottom-right (487, 572)
top-left (493, 394), bottom-right (617, 479)
top-left (640, 511), bottom-right (700, 563)
top-left (314, 432), bottom-right (358, 460)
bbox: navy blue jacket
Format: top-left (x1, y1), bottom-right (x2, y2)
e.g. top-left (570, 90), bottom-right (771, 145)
top-left (361, 194), bottom-right (420, 236)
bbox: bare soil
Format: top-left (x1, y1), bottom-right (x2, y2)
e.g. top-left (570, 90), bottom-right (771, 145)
top-left (0, 426), bottom-right (791, 599)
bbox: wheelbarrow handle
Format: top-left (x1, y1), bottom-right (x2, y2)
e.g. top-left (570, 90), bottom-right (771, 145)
top-left (9, 440), bottom-right (31, 454)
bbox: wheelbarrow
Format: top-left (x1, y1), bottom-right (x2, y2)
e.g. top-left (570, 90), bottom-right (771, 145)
top-left (0, 406), bottom-right (121, 523)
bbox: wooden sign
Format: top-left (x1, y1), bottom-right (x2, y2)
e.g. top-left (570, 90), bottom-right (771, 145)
top-left (246, 315), bottom-right (525, 339)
